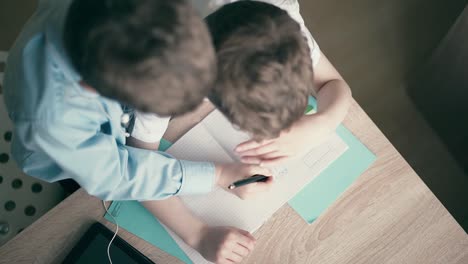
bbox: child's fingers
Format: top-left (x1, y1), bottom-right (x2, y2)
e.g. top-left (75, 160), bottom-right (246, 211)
top-left (226, 251), bottom-right (244, 263)
top-left (240, 156), bottom-right (261, 164)
top-left (238, 229), bottom-right (256, 242)
top-left (262, 175), bottom-right (275, 185)
top-left (219, 258), bottom-right (235, 264)
top-left (235, 139), bottom-right (274, 152)
top-left (244, 176), bottom-right (273, 193)
top-left (235, 140), bottom-right (260, 152)
top-left (247, 165), bottom-right (272, 177)
top-left (261, 177), bottom-right (274, 191)
top-left (237, 143), bottom-right (277, 157)
top-left (233, 231), bottom-right (255, 251)
top-left (242, 164), bottom-right (272, 176)
top-left (258, 151), bottom-right (283, 160)
top-left (232, 243), bottom-right (250, 257)
top-left (260, 156), bottom-right (290, 167)
top-left (241, 151), bottom-right (285, 164)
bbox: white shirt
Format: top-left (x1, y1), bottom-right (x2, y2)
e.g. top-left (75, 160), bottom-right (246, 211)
top-left (191, 0), bottom-right (322, 66)
top-left (131, 111), bottom-right (171, 143)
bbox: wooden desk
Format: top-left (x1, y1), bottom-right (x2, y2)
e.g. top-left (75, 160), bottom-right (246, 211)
top-left (0, 100), bottom-right (466, 264)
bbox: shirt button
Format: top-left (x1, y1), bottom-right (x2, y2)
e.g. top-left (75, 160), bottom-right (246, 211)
top-left (120, 113), bottom-right (130, 125)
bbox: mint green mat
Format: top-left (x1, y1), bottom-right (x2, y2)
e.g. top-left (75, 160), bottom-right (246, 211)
top-left (105, 98), bottom-right (376, 263)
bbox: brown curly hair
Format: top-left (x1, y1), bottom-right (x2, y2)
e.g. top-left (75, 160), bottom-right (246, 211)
top-left (64, 0), bottom-right (216, 116)
top-left (206, 1), bottom-right (313, 140)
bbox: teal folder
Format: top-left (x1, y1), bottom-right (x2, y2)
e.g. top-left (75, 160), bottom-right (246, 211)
top-left (288, 125), bottom-right (376, 223)
top-left (105, 198), bottom-right (193, 263)
top-left (105, 97), bottom-right (376, 263)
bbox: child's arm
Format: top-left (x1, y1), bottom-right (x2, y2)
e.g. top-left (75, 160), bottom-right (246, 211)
top-left (139, 163), bottom-right (272, 262)
top-left (235, 52), bottom-right (352, 166)
top-left (309, 53), bottom-right (352, 132)
top-left (142, 198), bottom-right (255, 263)
top-left (127, 131), bottom-right (272, 263)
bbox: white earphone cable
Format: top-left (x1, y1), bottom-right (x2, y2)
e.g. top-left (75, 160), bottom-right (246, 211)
top-left (102, 200), bottom-right (119, 264)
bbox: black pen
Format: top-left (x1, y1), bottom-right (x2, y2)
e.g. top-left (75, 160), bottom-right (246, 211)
top-left (228, 174), bottom-right (269, 190)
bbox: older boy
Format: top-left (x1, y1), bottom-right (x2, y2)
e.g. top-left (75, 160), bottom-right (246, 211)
top-left (3, 0), bottom-right (270, 203)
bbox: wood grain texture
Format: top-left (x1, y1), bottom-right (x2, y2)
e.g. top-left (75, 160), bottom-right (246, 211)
top-left (298, 0), bottom-right (468, 230)
top-left (0, 100), bottom-right (466, 264)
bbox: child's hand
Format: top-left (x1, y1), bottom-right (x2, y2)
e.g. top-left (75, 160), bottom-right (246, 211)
top-left (235, 114), bottom-right (333, 166)
top-left (215, 163), bottom-right (273, 200)
top-left (192, 225), bottom-right (255, 264)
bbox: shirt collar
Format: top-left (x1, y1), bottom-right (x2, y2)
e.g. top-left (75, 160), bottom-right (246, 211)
top-left (45, 26), bottom-right (82, 83)
top-left (45, 25), bottom-right (102, 98)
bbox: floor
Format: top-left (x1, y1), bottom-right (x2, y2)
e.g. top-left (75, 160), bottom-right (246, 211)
top-left (0, 0), bottom-right (466, 243)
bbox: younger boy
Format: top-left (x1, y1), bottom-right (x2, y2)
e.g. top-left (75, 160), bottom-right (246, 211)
top-left (141, 1), bottom-right (351, 264)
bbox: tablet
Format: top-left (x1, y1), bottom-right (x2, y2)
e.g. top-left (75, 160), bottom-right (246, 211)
top-left (63, 222), bottom-right (155, 264)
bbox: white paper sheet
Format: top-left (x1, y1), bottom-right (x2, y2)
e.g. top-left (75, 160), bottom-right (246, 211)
top-left (166, 109), bottom-right (348, 263)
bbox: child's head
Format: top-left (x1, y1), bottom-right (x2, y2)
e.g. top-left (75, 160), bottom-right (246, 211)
top-left (64, 0), bottom-right (216, 116)
top-left (206, 1), bottom-right (314, 140)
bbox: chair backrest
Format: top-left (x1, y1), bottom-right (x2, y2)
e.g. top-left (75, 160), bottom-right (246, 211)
top-left (0, 50), bottom-right (66, 247)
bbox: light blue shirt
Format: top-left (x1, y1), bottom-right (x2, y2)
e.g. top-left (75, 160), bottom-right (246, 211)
top-left (3, 0), bottom-right (215, 201)
top-left (3, 0), bottom-right (317, 201)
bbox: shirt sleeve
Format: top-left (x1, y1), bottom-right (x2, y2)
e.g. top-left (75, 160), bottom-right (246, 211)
top-left (27, 117), bottom-right (215, 201)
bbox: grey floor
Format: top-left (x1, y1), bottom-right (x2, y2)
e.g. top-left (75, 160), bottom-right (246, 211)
top-left (0, 0), bottom-right (466, 234)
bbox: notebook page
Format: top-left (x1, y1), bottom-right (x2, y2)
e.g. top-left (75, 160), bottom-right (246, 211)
top-left (201, 110), bottom-right (250, 161)
top-left (202, 109), bottom-right (348, 180)
top-left (166, 121), bottom-right (234, 164)
top-left (165, 110), bottom-right (348, 263)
